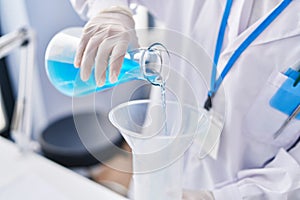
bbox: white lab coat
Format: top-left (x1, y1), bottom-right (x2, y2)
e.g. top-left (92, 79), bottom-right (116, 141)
top-left (70, 0), bottom-right (300, 199)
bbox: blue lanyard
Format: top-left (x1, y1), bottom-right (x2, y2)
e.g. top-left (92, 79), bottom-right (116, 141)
top-left (204, 0), bottom-right (292, 110)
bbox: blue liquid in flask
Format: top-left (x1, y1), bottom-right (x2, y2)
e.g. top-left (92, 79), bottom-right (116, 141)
top-left (46, 58), bottom-right (161, 97)
top-left (45, 27), bottom-right (166, 97)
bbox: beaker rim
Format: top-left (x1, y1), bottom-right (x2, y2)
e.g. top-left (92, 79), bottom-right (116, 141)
top-left (108, 99), bottom-right (209, 139)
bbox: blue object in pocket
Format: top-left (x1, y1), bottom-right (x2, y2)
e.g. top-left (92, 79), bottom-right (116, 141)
top-left (270, 68), bottom-right (300, 120)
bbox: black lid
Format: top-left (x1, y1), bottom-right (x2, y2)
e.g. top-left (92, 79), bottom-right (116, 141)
top-left (39, 112), bottom-right (123, 167)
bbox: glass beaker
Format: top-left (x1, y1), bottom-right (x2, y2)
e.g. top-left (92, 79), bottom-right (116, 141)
top-left (45, 27), bottom-right (169, 97)
top-left (109, 100), bottom-right (209, 200)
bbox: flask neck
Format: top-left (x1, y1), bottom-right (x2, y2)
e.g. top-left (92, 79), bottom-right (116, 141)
top-left (128, 43), bottom-right (169, 87)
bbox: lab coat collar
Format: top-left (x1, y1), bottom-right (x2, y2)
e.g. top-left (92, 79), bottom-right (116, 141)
top-left (222, 0), bottom-right (300, 57)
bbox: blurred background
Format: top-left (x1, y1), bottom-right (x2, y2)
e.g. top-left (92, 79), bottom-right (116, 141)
top-left (0, 0), bottom-right (155, 139)
top-left (0, 0), bottom-right (160, 196)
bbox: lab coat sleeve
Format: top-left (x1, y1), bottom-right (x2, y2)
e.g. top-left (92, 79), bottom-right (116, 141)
top-left (213, 147), bottom-right (300, 200)
top-left (69, 0), bottom-right (131, 20)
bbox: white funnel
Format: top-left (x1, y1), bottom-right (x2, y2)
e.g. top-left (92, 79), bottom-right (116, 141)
top-left (109, 100), bottom-right (209, 200)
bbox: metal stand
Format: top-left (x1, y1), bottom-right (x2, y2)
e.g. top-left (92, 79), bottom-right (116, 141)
top-left (0, 27), bottom-right (36, 152)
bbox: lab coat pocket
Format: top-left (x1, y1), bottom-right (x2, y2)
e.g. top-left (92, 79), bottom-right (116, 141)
top-left (243, 71), bottom-right (300, 148)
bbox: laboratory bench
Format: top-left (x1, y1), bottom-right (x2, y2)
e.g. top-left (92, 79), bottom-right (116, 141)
top-left (0, 136), bottom-right (128, 200)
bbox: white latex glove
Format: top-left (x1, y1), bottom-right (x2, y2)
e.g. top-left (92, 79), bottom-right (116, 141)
top-left (182, 190), bottom-right (215, 200)
top-left (74, 6), bottom-right (139, 86)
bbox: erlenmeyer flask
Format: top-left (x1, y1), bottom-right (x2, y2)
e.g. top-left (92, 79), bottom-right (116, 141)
top-left (45, 27), bottom-right (169, 97)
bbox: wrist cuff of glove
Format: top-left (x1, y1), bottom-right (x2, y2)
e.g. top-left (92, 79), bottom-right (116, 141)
top-left (99, 5), bottom-right (133, 18)
top-left (88, 0), bottom-right (130, 19)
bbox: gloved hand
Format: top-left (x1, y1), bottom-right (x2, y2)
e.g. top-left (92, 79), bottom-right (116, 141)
top-left (182, 190), bottom-right (215, 200)
top-left (74, 6), bottom-right (139, 86)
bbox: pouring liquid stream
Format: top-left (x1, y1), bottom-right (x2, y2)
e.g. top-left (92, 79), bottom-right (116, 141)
top-left (148, 73), bottom-right (168, 136)
top-left (161, 81), bottom-right (168, 136)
